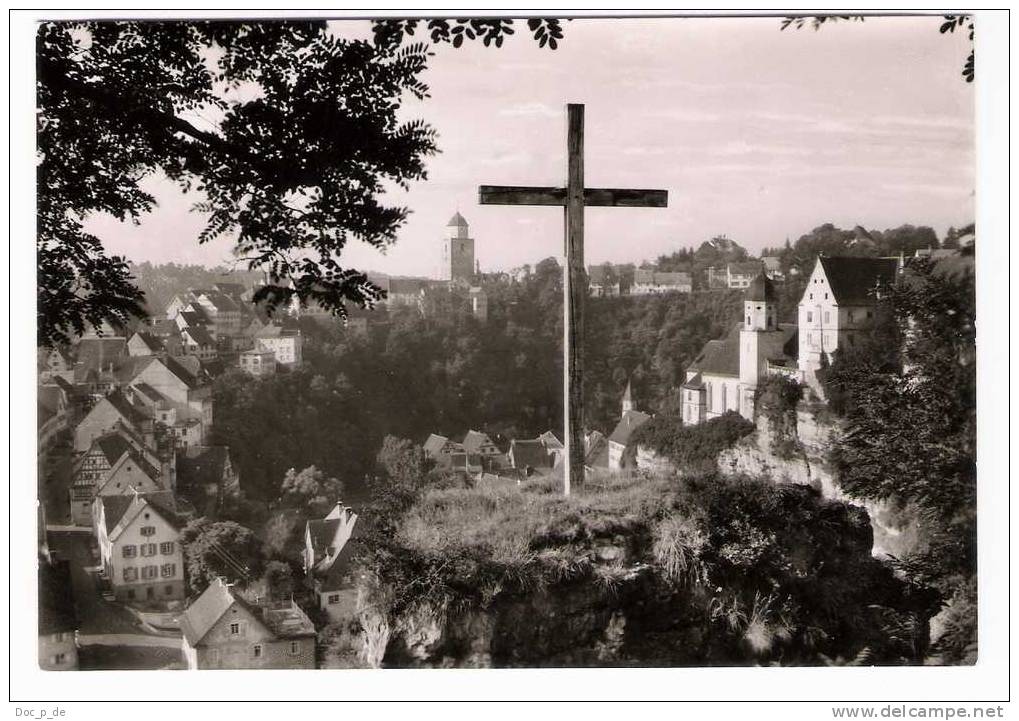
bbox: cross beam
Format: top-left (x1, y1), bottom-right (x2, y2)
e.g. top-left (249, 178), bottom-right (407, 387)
top-left (478, 103), bottom-right (668, 496)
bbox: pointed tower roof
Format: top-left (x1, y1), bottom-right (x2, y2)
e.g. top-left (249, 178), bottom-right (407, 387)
top-left (745, 271), bottom-right (776, 302)
top-left (622, 379), bottom-right (633, 402)
top-left (447, 211), bottom-right (468, 228)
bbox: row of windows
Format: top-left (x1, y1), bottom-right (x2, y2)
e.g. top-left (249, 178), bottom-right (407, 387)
top-left (206, 641), bottom-right (302, 663)
top-left (125, 584), bottom-right (175, 599)
top-left (805, 309), bottom-right (873, 324)
top-left (122, 563), bottom-right (176, 581)
top-left (123, 541), bottom-right (174, 557)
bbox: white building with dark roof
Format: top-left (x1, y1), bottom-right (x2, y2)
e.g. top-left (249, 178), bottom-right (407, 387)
top-left (303, 502), bottom-right (360, 621)
top-left (93, 491), bottom-right (185, 603)
top-left (681, 256), bottom-right (900, 425)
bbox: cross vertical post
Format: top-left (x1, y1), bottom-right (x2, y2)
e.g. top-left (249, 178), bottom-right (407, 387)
top-left (564, 104), bottom-right (585, 496)
top-left (478, 103), bottom-right (668, 496)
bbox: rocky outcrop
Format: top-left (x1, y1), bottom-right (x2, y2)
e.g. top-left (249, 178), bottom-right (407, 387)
top-left (717, 405), bottom-right (920, 560)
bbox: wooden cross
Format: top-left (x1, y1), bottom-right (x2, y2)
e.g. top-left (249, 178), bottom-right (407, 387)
top-left (478, 103), bottom-right (668, 495)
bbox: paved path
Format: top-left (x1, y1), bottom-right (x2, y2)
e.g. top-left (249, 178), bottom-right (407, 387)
top-left (79, 633), bottom-right (182, 649)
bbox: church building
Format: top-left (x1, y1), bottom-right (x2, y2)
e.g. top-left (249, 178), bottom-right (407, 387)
top-left (681, 256), bottom-right (898, 425)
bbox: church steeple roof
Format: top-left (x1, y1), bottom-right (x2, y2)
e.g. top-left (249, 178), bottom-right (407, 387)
top-left (622, 379), bottom-right (633, 403)
top-left (745, 271), bottom-right (775, 302)
top-left (447, 211), bottom-right (468, 228)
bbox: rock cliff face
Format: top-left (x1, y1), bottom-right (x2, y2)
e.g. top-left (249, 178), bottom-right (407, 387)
top-left (717, 408), bottom-right (920, 560)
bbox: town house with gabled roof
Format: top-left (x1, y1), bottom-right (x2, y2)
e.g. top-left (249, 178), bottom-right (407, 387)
top-left (93, 490), bottom-right (185, 603)
top-left (74, 389), bottom-right (154, 453)
top-left (127, 355), bottom-right (213, 447)
top-left (180, 578), bottom-right (316, 669)
top-left (303, 502), bottom-right (360, 621)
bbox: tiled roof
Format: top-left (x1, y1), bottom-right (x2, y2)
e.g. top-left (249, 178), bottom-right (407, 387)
top-left (180, 578), bottom-right (243, 646)
top-left (131, 382), bottom-right (167, 405)
top-left (729, 261), bottom-right (764, 276)
top-left (200, 291), bottom-right (239, 312)
top-left (686, 324), bottom-right (741, 378)
top-left (131, 332), bottom-right (164, 353)
top-left (38, 560), bottom-right (77, 636)
top-left (183, 325), bottom-right (215, 347)
top-left (538, 430), bottom-right (563, 450)
top-left (101, 491), bottom-right (179, 536)
top-left (509, 439), bottom-right (550, 470)
top-left (745, 271), bottom-right (776, 302)
top-left (423, 433), bottom-right (451, 457)
top-left (104, 389), bottom-right (151, 428)
top-left (95, 432), bottom-right (132, 466)
top-left (447, 211), bottom-right (468, 228)
top-left (75, 337), bottom-right (127, 371)
top-left (461, 430), bottom-right (495, 454)
top-left (159, 356), bottom-right (201, 390)
top-left (178, 310), bottom-right (208, 327)
top-left (818, 256), bottom-right (899, 306)
top-left (608, 410), bottom-right (652, 446)
top-left (634, 269), bottom-right (691, 285)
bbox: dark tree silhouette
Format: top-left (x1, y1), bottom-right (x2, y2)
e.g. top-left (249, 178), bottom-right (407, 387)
top-left (781, 14), bottom-right (974, 82)
top-left (36, 19), bottom-right (562, 347)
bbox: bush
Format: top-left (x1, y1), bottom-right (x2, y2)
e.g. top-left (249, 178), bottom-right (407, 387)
top-left (632, 411), bottom-right (754, 472)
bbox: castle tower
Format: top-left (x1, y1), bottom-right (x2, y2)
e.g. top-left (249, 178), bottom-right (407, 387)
top-left (442, 212), bottom-right (475, 284)
top-left (621, 379), bottom-right (635, 413)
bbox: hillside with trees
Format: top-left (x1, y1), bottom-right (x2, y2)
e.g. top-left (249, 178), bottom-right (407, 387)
top-left (209, 258), bottom-right (563, 506)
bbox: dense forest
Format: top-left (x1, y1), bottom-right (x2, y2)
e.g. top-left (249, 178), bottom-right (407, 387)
top-left (209, 258), bottom-right (563, 505)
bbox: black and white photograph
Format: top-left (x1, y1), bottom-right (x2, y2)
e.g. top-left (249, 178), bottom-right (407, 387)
top-left (12, 6), bottom-right (1010, 712)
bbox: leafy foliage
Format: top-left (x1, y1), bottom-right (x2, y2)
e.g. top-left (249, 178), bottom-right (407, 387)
top-left (780, 14), bottom-right (974, 82)
top-left (583, 290), bottom-right (744, 431)
top-left (632, 411), bottom-right (755, 473)
top-left (371, 17), bottom-right (564, 50)
top-left (824, 256), bottom-right (976, 659)
top-left (179, 517), bottom-right (266, 594)
top-left (279, 465), bottom-right (345, 516)
top-left (36, 19), bottom-right (563, 346)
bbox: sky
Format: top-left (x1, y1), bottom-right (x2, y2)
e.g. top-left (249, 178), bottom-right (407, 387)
top-left (86, 16), bottom-right (975, 276)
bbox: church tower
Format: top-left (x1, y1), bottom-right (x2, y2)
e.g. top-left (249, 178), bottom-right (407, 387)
top-left (738, 271), bottom-right (784, 419)
top-left (442, 212), bottom-right (475, 284)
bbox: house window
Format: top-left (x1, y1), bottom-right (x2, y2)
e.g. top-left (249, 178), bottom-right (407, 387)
top-left (230, 622), bottom-right (240, 635)
top-left (127, 589), bottom-right (136, 600)
top-left (328, 594), bottom-right (340, 604)
top-left (161, 563), bottom-right (176, 578)
top-left (289, 641), bottom-right (301, 655)
top-left (165, 585), bottom-right (174, 595)
top-left (123, 567), bottom-right (138, 582)
top-left (866, 310), bottom-right (873, 319)
top-left (252, 644), bottom-right (263, 658)
top-left (122, 545), bottom-right (137, 558)
top-left (160, 542), bottom-right (175, 555)
top-left (824, 311), bottom-right (830, 324)
top-left (142, 565), bottom-right (158, 580)
top-left (54, 653), bottom-right (66, 665)
top-left (848, 310), bottom-right (855, 322)
top-left (806, 311), bottom-right (812, 323)
top-left (140, 526), bottom-right (156, 537)
top-left (141, 543), bottom-right (157, 557)
top-left (825, 293), bottom-right (829, 300)
top-left (721, 385), bottom-right (727, 410)
top-left (809, 293), bottom-right (813, 300)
